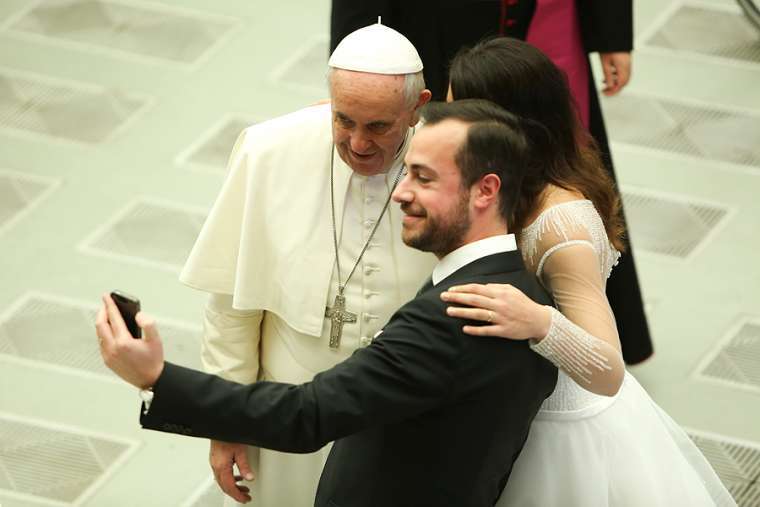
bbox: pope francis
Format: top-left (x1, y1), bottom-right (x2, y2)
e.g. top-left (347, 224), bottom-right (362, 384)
top-left (178, 23), bottom-right (436, 505)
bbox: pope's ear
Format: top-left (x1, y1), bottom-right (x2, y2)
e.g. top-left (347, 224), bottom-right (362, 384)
top-left (410, 89), bottom-right (433, 125)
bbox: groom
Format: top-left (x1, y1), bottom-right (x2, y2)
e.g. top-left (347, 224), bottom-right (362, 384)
top-left (96, 99), bottom-right (557, 507)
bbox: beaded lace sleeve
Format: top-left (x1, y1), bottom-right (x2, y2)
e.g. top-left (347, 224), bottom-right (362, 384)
top-left (521, 201), bottom-right (625, 396)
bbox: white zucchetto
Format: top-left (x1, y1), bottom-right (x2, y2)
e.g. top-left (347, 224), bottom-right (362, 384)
top-left (328, 22), bottom-right (423, 75)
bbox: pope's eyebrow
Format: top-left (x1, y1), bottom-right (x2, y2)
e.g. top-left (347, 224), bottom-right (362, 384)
top-left (335, 111), bottom-right (354, 122)
top-left (367, 121), bottom-right (391, 129)
top-left (334, 112), bottom-right (391, 130)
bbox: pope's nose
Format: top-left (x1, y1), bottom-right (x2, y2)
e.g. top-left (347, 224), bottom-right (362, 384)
top-left (350, 135), bottom-right (374, 155)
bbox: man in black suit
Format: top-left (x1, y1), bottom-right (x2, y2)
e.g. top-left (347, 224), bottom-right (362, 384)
top-left (96, 99), bottom-right (557, 507)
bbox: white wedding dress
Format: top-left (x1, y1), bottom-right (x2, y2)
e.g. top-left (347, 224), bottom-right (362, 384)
top-left (496, 200), bottom-right (736, 506)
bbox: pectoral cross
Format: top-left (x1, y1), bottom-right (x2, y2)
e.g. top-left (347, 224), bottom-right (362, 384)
top-left (325, 292), bottom-right (357, 349)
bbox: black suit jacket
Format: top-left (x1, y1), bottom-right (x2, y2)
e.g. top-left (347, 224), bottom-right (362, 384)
top-left (141, 250), bottom-right (557, 507)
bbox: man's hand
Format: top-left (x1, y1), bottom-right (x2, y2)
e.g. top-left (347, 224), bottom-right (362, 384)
top-left (96, 294), bottom-right (164, 389)
top-left (599, 52), bottom-right (632, 96)
top-left (210, 440), bottom-right (254, 503)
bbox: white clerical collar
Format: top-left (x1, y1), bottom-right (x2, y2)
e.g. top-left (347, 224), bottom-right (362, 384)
top-left (432, 234), bottom-right (518, 286)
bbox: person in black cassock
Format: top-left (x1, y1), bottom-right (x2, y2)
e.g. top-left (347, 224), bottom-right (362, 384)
top-left (331, 0), bottom-right (653, 364)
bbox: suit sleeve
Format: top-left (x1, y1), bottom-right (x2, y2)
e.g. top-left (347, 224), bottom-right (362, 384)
top-left (141, 296), bottom-right (461, 453)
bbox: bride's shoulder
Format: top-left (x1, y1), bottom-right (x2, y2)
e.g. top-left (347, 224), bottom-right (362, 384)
top-left (523, 186), bottom-right (593, 230)
top-left (545, 186), bottom-right (585, 205)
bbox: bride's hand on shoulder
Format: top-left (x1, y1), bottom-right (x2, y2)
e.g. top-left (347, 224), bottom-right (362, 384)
top-left (441, 283), bottom-right (552, 341)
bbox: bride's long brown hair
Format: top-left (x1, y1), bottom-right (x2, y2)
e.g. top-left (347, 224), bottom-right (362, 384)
top-left (449, 37), bottom-right (625, 251)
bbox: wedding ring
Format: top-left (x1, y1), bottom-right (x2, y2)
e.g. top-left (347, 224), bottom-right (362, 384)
top-left (487, 311), bottom-right (494, 323)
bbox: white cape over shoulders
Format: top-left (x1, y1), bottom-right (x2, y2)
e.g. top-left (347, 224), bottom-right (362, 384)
top-left (179, 104), bottom-right (352, 337)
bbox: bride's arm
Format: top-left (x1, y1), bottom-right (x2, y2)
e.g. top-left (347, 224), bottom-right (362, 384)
top-left (533, 242), bottom-right (625, 395)
top-left (441, 242), bottom-right (625, 396)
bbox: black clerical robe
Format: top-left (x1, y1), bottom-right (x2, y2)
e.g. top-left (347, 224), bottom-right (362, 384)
top-left (140, 250), bottom-right (556, 507)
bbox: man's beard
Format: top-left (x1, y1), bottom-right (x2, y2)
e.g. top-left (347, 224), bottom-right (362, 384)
top-left (402, 191), bottom-right (471, 258)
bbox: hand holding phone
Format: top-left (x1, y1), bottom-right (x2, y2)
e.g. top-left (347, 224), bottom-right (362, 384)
top-left (110, 290), bottom-right (141, 338)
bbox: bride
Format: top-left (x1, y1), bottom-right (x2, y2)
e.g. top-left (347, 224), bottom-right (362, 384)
top-left (442, 37), bottom-right (736, 506)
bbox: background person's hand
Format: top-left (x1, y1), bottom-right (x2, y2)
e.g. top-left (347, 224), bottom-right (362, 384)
top-left (95, 294), bottom-right (164, 389)
top-left (599, 52), bottom-right (631, 96)
top-left (441, 283), bottom-right (551, 340)
top-left (210, 440), bottom-right (254, 503)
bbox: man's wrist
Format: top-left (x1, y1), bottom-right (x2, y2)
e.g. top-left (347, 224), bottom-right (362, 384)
top-left (141, 361), bottom-right (165, 391)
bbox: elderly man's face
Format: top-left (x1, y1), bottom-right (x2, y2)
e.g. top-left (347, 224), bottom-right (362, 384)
top-left (330, 70), bottom-right (419, 176)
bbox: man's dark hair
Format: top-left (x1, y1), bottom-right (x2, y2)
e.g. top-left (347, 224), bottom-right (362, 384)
top-left (420, 99), bottom-right (530, 226)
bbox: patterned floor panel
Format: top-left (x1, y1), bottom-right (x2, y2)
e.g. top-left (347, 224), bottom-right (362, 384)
top-left (5, 0), bottom-right (237, 66)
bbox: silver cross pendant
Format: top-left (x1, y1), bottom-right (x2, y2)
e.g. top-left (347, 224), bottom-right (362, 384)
top-left (325, 293), bottom-right (357, 349)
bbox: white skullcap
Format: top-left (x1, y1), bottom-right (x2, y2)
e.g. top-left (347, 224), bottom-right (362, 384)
top-left (328, 22), bottom-right (423, 75)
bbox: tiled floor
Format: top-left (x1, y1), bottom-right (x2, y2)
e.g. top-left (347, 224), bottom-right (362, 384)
top-left (0, 0), bottom-right (758, 505)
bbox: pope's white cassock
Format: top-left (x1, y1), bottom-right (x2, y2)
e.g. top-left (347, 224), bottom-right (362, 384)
top-left (179, 101), bottom-right (437, 505)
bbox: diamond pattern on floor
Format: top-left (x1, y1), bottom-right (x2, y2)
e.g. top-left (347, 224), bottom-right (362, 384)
top-left (0, 415), bottom-right (133, 504)
top-left (272, 35), bottom-right (329, 93)
top-left (621, 189), bottom-right (730, 259)
top-left (690, 431), bottom-right (760, 506)
top-left (0, 293), bottom-right (203, 376)
top-left (645, 4), bottom-right (760, 64)
top-left (179, 114), bottom-right (257, 173)
top-left (81, 198), bottom-right (206, 271)
top-left (0, 0), bottom-right (757, 505)
top-left (7, 0), bottom-right (237, 65)
top-left (697, 318), bottom-right (760, 393)
top-left (0, 69), bottom-right (147, 144)
top-left (0, 171), bottom-right (57, 235)
top-left (603, 93), bottom-right (760, 167)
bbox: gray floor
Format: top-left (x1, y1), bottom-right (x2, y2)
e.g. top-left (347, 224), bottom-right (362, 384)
top-left (0, 0), bottom-right (758, 506)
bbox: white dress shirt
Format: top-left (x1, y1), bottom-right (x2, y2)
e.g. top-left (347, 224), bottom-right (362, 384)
top-left (432, 234), bottom-right (518, 286)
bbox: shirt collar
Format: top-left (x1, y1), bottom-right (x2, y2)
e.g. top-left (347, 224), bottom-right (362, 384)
top-left (432, 234), bottom-right (518, 286)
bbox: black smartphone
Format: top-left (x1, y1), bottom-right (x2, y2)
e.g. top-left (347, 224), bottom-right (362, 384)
top-left (110, 290), bottom-right (141, 338)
